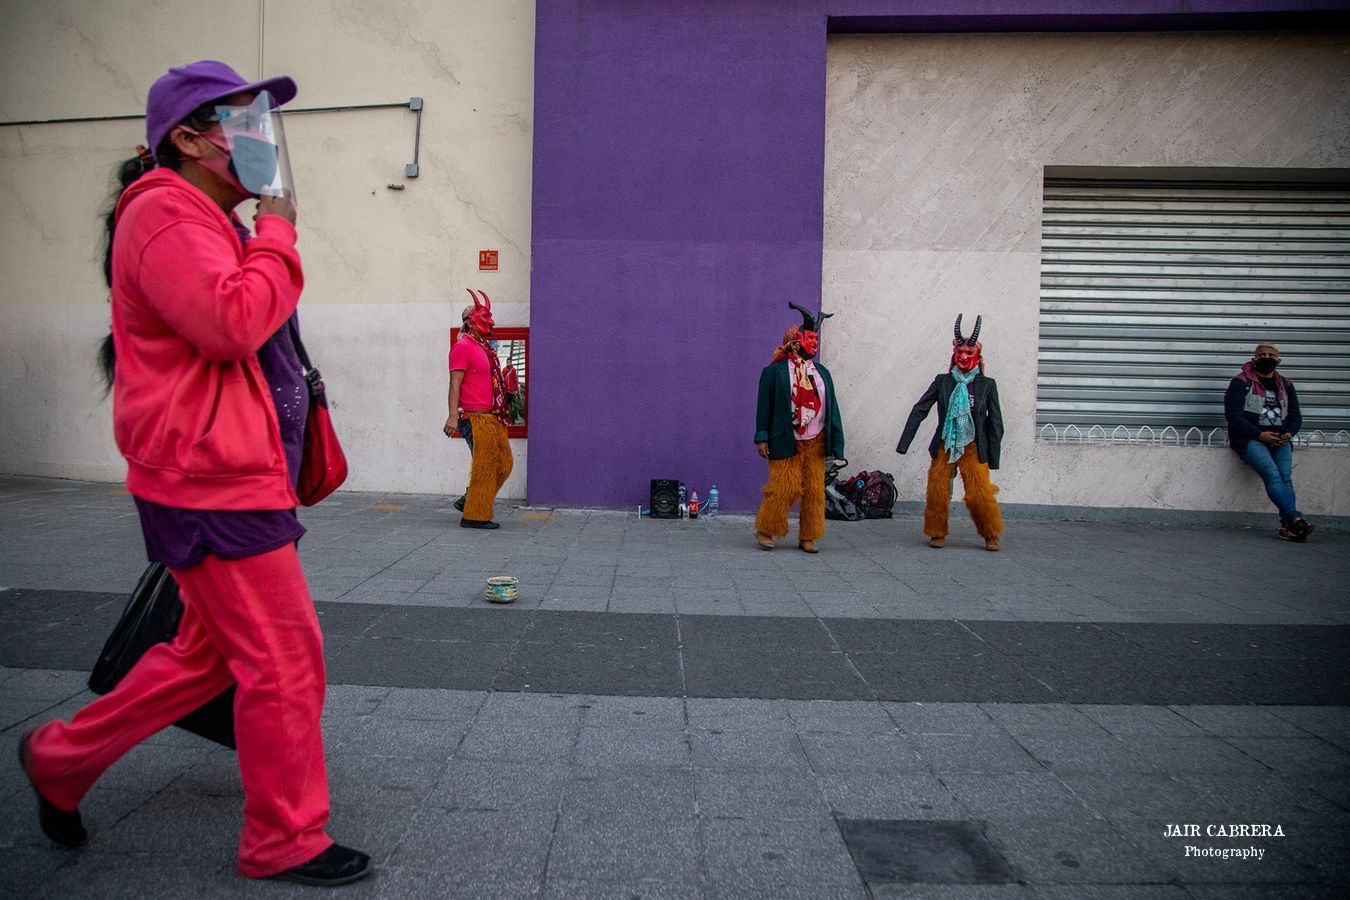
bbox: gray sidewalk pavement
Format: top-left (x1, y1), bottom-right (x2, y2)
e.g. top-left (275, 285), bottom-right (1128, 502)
top-left (1, 476), bottom-right (1347, 899)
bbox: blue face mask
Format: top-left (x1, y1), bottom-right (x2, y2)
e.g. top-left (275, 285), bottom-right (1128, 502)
top-left (228, 134), bottom-right (279, 196)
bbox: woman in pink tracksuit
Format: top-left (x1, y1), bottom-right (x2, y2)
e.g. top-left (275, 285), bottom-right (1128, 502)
top-left (17, 61), bottom-right (370, 887)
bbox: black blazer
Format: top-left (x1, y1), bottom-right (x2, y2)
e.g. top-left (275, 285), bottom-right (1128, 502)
top-left (897, 373), bottom-right (1003, 469)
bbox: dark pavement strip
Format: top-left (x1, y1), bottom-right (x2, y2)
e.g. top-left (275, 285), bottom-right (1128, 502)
top-left (2, 588), bottom-right (1347, 705)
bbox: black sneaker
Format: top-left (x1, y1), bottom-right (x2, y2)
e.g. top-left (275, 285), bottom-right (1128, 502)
top-left (18, 730), bottom-right (87, 848)
top-left (453, 495), bottom-right (466, 512)
top-left (460, 519), bottom-right (500, 530)
top-left (269, 844), bottom-right (372, 887)
top-left (1288, 518), bottom-right (1314, 542)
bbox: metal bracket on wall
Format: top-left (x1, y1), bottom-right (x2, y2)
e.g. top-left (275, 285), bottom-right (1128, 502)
top-left (286, 97), bottom-right (424, 179)
top-left (0, 95), bottom-right (426, 181)
top-left (406, 97), bottom-right (423, 177)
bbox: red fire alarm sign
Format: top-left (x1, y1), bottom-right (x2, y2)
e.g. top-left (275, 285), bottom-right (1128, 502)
top-left (479, 250), bottom-right (499, 272)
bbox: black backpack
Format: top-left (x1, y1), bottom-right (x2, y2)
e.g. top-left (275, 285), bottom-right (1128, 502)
top-left (839, 470), bottom-right (897, 519)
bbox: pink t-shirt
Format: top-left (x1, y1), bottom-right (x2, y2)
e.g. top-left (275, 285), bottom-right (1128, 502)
top-left (449, 337), bottom-right (494, 412)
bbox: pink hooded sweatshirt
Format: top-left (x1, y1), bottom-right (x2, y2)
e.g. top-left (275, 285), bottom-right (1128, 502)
top-left (110, 168), bottom-right (303, 510)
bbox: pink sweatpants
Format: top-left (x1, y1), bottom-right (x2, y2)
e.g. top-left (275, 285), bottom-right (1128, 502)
top-left (24, 544), bottom-right (333, 877)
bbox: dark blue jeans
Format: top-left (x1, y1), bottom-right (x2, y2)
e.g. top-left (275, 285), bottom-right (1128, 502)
top-left (454, 418), bottom-right (474, 506)
top-left (1240, 439), bottom-right (1300, 523)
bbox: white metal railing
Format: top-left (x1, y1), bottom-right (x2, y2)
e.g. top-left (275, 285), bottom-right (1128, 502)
top-left (1037, 425), bottom-right (1350, 449)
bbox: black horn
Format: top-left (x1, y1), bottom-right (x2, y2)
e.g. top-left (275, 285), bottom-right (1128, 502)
top-left (955, 313), bottom-right (981, 346)
top-left (787, 301), bottom-right (816, 333)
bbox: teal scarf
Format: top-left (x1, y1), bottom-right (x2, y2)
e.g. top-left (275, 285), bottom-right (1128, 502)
top-left (941, 365), bottom-right (979, 458)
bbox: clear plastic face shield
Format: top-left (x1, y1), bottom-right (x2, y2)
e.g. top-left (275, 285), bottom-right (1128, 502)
top-left (214, 90), bottom-right (295, 203)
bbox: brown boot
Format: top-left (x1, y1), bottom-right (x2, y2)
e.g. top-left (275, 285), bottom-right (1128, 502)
top-left (756, 532), bottom-right (774, 550)
top-left (985, 537), bottom-right (1001, 552)
top-left (798, 539), bottom-right (819, 554)
top-left (928, 536), bottom-right (945, 548)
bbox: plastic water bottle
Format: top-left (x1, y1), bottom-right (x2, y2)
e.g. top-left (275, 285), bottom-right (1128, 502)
top-left (690, 489), bottom-right (700, 519)
top-left (707, 484), bottom-right (719, 518)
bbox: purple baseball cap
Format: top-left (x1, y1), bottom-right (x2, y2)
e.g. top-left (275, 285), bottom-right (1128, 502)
top-left (145, 60), bottom-right (297, 157)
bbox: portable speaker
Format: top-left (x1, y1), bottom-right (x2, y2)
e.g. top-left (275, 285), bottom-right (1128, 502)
top-left (649, 479), bottom-right (680, 519)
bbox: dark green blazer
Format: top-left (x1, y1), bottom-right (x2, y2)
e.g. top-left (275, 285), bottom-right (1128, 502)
top-left (754, 358), bottom-right (845, 460)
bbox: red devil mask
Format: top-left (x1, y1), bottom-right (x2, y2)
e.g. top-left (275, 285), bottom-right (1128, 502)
top-left (797, 330), bottom-right (820, 358)
top-left (466, 288), bottom-right (495, 338)
top-left (951, 314), bottom-right (983, 373)
top-left (783, 301), bottom-right (832, 360)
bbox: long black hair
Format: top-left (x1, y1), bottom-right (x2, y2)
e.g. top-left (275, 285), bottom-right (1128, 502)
top-left (98, 101), bottom-right (218, 390)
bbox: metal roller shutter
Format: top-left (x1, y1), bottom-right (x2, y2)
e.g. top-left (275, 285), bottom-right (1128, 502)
top-left (1036, 177), bottom-right (1350, 445)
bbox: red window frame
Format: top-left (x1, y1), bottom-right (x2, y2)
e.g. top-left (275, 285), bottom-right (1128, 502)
top-left (449, 326), bottom-right (529, 438)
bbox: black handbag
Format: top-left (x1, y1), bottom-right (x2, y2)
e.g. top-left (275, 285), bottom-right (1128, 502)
top-left (89, 563), bottom-right (236, 749)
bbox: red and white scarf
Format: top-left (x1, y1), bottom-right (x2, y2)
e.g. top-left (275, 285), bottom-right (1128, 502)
top-left (789, 357), bottom-right (822, 431)
top-left (465, 331), bottom-right (511, 425)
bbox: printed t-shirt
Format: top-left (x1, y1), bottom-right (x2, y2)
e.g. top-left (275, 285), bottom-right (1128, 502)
top-left (1257, 375), bottom-right (1284, 429)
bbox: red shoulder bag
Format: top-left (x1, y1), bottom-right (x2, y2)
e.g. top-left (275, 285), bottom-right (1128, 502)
top-left (288, 318), bottom-right (348, 505)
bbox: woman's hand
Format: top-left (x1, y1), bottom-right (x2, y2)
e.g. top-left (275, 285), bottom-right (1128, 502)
top-left (443, 417), bottom-right (458, 439)
top-left (256, 194), bottom-right (297, 226)
top-left (757, 441), bottom-right (770, 459)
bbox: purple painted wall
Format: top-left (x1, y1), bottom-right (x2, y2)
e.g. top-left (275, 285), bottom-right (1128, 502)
top-left (529, 0), bottom-right (1346, 512)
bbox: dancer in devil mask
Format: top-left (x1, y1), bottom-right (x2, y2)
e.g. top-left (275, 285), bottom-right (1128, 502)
top-left (897, 315), bottom-right (1005, 550)
top-left (445, 289), bottom-right (514, 528)
top-left (753, 303), bottom-right (846, 552)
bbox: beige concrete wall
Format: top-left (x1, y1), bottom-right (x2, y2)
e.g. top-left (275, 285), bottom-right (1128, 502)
top-left (0, 0), bottom-right (534, 497)
top-left (824, 31), bottom-right (1350, 517)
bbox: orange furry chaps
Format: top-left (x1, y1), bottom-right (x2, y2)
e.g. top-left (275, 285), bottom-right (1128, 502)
top-left (463, 414), bottom-right (513, 521)
top-left (754, 434), bottom-right (826, 541)
top-left (923, 443), bottom-right (1002, 540)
